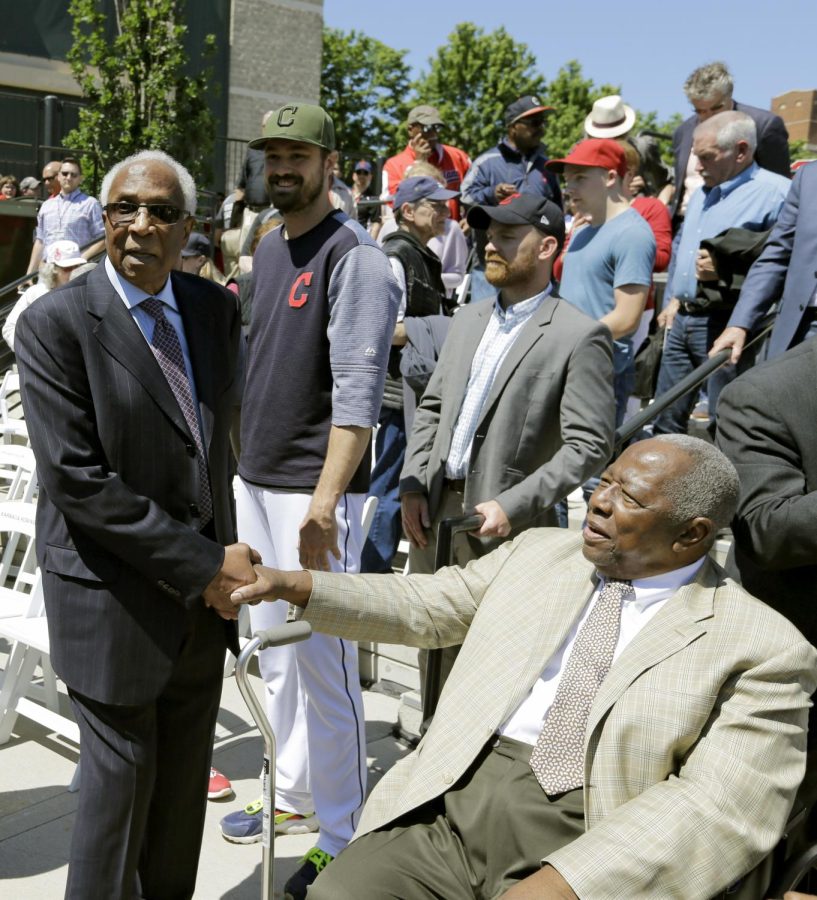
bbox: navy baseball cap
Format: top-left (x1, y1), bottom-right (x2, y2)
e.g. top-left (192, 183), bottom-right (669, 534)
top-left (467, 193), bottom-right (565, 246)
top-left (181, 232), bottom-right (210, 257)
top-left (354, 160), bottom-right (373, 173)
top-left (392, 176), bottom-right (459, 209)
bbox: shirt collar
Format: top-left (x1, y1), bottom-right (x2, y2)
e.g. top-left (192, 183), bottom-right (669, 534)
top-left (601, 557), bottom-right (706, 613)
top-left (59, 188), bottom-right (83, 201)
top-left (493, 284), bottom-right (551, 324)
top-left (104, 256), bottom-right (178, 311)
top-left (703, 162), bottom-right (758, 204)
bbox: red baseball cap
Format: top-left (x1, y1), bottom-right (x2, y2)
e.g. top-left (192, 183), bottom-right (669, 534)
top-left (545, 139), bottom-right (627, 178)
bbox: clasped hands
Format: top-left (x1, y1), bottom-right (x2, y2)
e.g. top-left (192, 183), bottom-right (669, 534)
top-left (203, 542), bottom-right (263, 620)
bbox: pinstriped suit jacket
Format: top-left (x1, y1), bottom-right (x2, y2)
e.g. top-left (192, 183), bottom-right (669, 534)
top-left (15, 261), bottom-right (241, 706)
top-left (307, 528), bottom-right (817, 899)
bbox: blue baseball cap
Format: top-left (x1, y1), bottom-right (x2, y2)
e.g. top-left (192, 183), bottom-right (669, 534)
top-left (392, 176), bottom-right (459, 209)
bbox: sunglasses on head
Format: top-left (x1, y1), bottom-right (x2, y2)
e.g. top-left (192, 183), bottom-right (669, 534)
top-left (104, 201), bottom-right (185, 226)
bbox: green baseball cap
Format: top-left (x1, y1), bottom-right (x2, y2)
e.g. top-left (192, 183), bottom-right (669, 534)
top-left (248, 104), bottom-right (336, 151)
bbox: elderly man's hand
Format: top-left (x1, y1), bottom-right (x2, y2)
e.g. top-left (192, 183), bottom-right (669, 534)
top-left (230, 565), bottom-right (313, 608)
top-left (657, 297), bottom-right (680, 331)
top-left (473, 500), bottom-right (510, 539)
top-left (709, 325), bottom-right (748, 365)
top-left (203, 542), bottom-right (262, 620)
top-left (696, 248), bottom-right (719, 282)
top-left (401, 492), bottom-right (430, 549)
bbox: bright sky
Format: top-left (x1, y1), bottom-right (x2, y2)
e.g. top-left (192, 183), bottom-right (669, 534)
top-left (324, 0), bottom-right (817, 122)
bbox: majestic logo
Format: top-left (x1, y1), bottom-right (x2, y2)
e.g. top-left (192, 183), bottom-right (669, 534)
top-left (277, 106), bottom-right (298, 127)
top-left (288, 271), bottom-right (313, 308)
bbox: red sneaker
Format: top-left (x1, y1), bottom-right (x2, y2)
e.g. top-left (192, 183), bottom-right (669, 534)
top-left (208, 767), bottom-right (233, 800)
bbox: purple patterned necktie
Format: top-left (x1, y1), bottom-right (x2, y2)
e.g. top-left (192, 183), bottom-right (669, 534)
top-left (141, 298), bottom-right (212, 526)
top-left (529, 578), bottom-right (633, 795)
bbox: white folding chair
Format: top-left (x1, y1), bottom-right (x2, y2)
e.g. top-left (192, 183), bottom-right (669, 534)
top-left (0, 371), bottom-right (28, 445)
top-left (0, 446), bottom-right (37, 502)
top-left (0, 501), bottom-right (40, 618)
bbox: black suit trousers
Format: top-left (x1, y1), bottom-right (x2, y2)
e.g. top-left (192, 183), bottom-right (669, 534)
top-left (65, 604), bottom-right (226, 900)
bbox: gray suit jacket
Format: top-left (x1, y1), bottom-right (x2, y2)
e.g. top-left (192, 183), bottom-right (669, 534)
top-left (399, 293), bottom-right (615, 541)
top-left (726, 162), bottom-right (817, 358)
top-left (15, 262), bottom-right (242, 705)
top-left (306, 528), bottom-right (817, 899)
top-left (670, 101), bottom-right (790, 220)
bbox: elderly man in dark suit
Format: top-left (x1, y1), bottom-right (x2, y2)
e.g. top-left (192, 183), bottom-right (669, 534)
top-left (15, 149), bottom-right (256, 900)
top-left (669, 61), bottom-right (789, 224)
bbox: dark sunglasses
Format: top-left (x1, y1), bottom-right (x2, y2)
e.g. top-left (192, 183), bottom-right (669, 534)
top-left (60, 170), bottom-right (80, 177)
top-left (104, 201), bottom-right (185, 226)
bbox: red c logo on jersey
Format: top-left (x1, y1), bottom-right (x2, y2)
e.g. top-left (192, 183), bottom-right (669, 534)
top-left (288, 272), bottom-right (313, 308)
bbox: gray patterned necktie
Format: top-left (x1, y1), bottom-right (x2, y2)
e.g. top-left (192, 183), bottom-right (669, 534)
top-left (529, 578), bottom-right (633, 795)
top-left (141, 298), bottom-right (212, 526)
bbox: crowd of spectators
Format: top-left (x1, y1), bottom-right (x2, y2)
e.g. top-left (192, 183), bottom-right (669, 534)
top-left (7, 56), bottom-right (817, 900)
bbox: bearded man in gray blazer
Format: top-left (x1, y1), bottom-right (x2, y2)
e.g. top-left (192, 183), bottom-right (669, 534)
top-left (400, 193), bottom-right (615, 568)
top-left (231, 435), bottom-right (816, 900)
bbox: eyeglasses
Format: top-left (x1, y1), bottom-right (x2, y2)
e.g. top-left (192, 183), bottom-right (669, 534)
top-left (43, 175), bottom-right (57, 181)
top-left (519, 117), bottom-right (546, 129)
top-left (60, 170), bottom-right (80, 178)
top-left (104, 201), bottom-right (185, 226)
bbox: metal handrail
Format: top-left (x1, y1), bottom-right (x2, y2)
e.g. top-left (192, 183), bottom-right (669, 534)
top-left (614, 320), bottom-right (774, 451)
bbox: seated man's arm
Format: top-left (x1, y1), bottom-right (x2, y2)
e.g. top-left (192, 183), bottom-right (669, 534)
top-left (543, 638), bottom-right (817, 899)
top-left (716, 377), bottom-right (817, 570)
top-left (232, 535), bottom-right (519, 648)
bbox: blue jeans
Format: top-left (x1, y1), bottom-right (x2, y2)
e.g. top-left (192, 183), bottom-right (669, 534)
top-left (360, 407), bottom-right (407, 573)
top-left (652, 311), bottom-right (734, 435)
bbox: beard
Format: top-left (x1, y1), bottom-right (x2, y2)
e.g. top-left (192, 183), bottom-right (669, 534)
top-left (268, 169), bottom-right (326, 213)
top-left (485, 242), bottom-right (538, 288)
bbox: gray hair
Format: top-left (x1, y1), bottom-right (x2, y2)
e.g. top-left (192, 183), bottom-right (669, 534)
top-left (651, 435), bottom-right (739, 530)
top-left (694, 110), bottom-right (757, 156)
top-left (37, 262), bottom-right (59, 290)
top-left (99, 150), bottom-right (197, 214)
top-left (684, 61), bottom-right (734, 102)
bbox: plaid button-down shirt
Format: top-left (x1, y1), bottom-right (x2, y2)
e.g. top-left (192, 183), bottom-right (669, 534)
top-left (445, 287), bottom-right (550, 479)
top-left (36, 189), bottom-right (104, 261)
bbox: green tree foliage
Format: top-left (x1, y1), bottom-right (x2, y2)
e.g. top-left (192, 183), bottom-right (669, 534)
top-left (411, 23), bottom-right (545, 158)
top-left (541, 61), bottom-right (621, 158)
top-left (65, 0), bottom-right (216, 189)
top-left (321, 27), bottom-right (412, 165)
top-left (789, 139), bottom-right (816, 163)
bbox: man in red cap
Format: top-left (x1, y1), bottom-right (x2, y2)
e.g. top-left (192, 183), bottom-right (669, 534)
top-left (547, 139), bottom-right (655, 427)
top-left (382, 105), bottom-right (471, 222)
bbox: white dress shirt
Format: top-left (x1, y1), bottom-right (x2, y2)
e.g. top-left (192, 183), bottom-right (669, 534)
top-left (500, 558), bottom-right (705, 746)
top-left (445, 287), bottom-right (550, 479)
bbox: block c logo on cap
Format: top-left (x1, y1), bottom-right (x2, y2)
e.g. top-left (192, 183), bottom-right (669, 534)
top-left (278, 106), bottom-right (298, 127)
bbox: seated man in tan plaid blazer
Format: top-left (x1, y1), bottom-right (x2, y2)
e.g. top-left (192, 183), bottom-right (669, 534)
top-left (231, 435), bottom-right (817, 900)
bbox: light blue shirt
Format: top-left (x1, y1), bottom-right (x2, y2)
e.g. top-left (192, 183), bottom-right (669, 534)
top-left (446, 287), bottom-right (550, 479)
top-left (670, 162), bottom-right (790, 302)
top-left (104, 257), bottom-right (204, 435)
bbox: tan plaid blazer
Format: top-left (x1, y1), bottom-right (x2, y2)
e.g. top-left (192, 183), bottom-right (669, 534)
top-left (307, 528), bottom-right (817, 899)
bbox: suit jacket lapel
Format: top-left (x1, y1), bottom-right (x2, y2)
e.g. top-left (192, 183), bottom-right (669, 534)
top-left (500, 550), bottom-right (598, 723)
top-left (586, 560), bottom-right (717, 741)
top-left (477, 293), bottom-right (557, 426)
top-left (447, 301), bottom-right (493, 420)
top-left (87, 263), bottom-right (193, 441)
top-left (175, 275), bottom-right (217, 452)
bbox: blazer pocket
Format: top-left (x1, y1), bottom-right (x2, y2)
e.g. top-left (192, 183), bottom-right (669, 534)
top-left (44, 544), bottom-right (121, 584)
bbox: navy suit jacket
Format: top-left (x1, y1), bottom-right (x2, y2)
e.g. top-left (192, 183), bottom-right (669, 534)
top-left (15, 262), bottom-right (242, 705)
top-left (670, 100), bottom-right (790, 219)
top-left (725, 162), bottom-right (817, 358)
